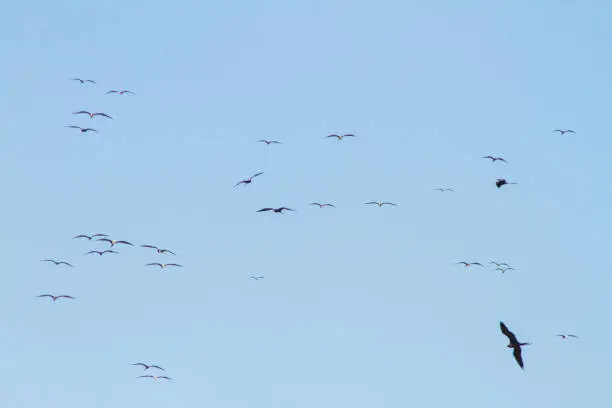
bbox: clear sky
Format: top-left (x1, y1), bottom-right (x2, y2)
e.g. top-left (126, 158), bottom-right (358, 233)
top-left (1, 1), bottom-right (611, 407)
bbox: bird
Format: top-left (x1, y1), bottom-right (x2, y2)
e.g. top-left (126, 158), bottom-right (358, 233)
top-left (97, 238), bottom-right (134, 247)
top-left (70, 78), bottom-right (96, 84)
top-left (250, 276), bottom-right (265, 280)
top-left (37, 294), bottom-right (75, 302)
top-left (145, 263), bottom-right (183, 269)
top-left (64, 125), bottom-right (98, 133)
top-left (482, 156), bottom-right (507, 163)
top-left (324, 133), bottom-right (355, 140)
top-left (132, 363), bottom-right (165, 371)
top-left (140, 245), bottom-right (176, 255)
top-left (137, 375), bottom-right (172, 381)
top-left (495, 267), bottom-right (515, 274)
top-left (256, 139), bottom-right (281, 145)
top-left (432, 188), bottom-right (455, 192)
top-left (490, 261), bottom-right (509, 267)
top-left (85, 250), bottom-right (118, 256)
top-left (556, 334), bottom-right (579, 339)
top-left (553, 129), bottom-right (575, 135)
top-left (500, 321), bottom-right (531, 370)
top-left (257, 207), bottom-right (295, 213)
top-left (72, 111), bottom-right (113, 119)
top-left (40, 259), bottom-right (73, 267)
top-left (73, 233), bottom-right (108, 240)
top-left (496, 178), bottom-right (517, 188)
top-left (456, 261), bottom-right (484, 267)
top-left (234, 172), bottom-right (264, 187)
top-left (106, 90), bottom-right (135, 95)
top-left (364, 201), bottom-right (397, 207)
top-left (309, 203), bottom-right (336, 208)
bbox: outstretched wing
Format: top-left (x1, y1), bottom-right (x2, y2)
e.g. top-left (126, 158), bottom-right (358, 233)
top-left (146, 263), bottom-right (163, 267)
top-left (500, 321), bottom-right (519, 345)
top-left (116, 240), bottom-right (133, 246)
top-left (382, 202), bottom-right (397, 206)
top-left (149, 365), bottom-right (165, 371)
top-left (58, 295), bottom-right (75, 300)
top-left (73, 110), bottom-right (91, 115)
top-left (159, 249), bottom-right (176, 255)
top-left (132, 363), bottom-right (148, 368)
top-left (568, 334), bottom-right (579, 338)
top-left (141, 245), bottom-right (158, 250)
top-left (251, 172), bottom-right (264, 178)
top-left (37, 294), bottom-right (54, 299)
top-left (93, 113), bottom-right (113, 119)
top-left (234, 180), bottom-right (246, 187)
top-left (166, 264), bottom-right (183, 267)
top-left (58, 262), bottom-right (74, 267)
top-left (513, 347), bottom-right (524, 369)
top-left (257, 208), bottom-right (273, 212)
top-left (471, 262), bottom-right (484, 266)
top-left (279, 207), bottom-right (295, 211)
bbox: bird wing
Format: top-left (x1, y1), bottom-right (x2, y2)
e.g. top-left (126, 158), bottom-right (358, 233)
top-left (91, 234), bottom-right (108, 237)
top-left (568, 334), bottom-right (579, 338)
top-left (325, 204), bottom-right (336, 207)
top-left (270, 140), bottom-right (281, 144)
top-left (103, 250), bottom-right (118, 254)
top-left (58, 295), bottom-right (75, 299)
top-left (65, 125), bottom-right (81, 129)
top-left (73, 111), bottom-right (91, 115)
top-left (256, 140), bottom-right (267, 143)
top-left (132, 363), bottom-right (148, 368)
top-left (84, 251), bottom-right (98, 255)
top-left (59, 262), bottom-right (74, 267)
top-left (513, 347), bottom-right (524, 369)
top-left (138, 375), bottom-right (154, 378)
top-left (325, 134), bottom-right (340, 138)
top-left (146, 263), bottom-right (163, 267)
top-left (37, 294), bottom-right (53, 298)
top-left (106, 90), bottom-right (118, 94)
top-left (382, 202), bottom-right (397, 206)
top-left (257, 208), bottom-right (273, 212)
top-left (160, 249), bottom-right (176, 255)
top-left (234, 180), bottom-right (246, 187)
top-left (553, 129), bottom-right (563, 133)
top-left (251, 172), bottom-right (264, 178)
top-left (472, 262), bottom-right (484, 266)
top-left (150, 365), bottom-right (165, 371)
top-left (500, 322), bottom-right (519, 345)
top-left (166, 264), bottom-right (183, 267)
top-left (567, 130), bottom-right (575, 133)
top-left (343, 134), bottom-right (356, 137)
top-left (94, 113), bottom-right (113, 119)
top-left (97, 238), bottom-right (112, 243)
top-left (85, 80), bottom-right (96, 83)
top-left (364, 202), bottom-right (378, 205)
top-left (498, 158), bottom-right (507, 162)
top-left (83, 128), bottom-right (98, 132)
top-left (159, 376), bottom-right (172, 380)
top-left (140, 245), bottom-right (158, 249)
top-left (73, 234), bottom-right (91, 239)
top-left (482, 156), bottom-right (493, 160)
top-left (279, 207), bottom-right (295, 211)
top-left (116, 240), bottom-right (133, 246)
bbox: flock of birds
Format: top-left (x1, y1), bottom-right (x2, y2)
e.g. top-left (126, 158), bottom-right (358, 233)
top-left (38, 77), bottom-right (583, 385)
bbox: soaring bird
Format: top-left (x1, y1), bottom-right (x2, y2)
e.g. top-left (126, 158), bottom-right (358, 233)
top-left (70, 78), bottom-right (96, 84)
top-left (309, 202), bottom-right (336, 208)
top-left (146, 263), bottom-right (183, 269)
top-left (364, 201), bottom-right (397, 207)
top-left (137, 375), bottom-right (172, 381)
top-left (256, 139), bottom-right (281, 145)
top-left (72, 111), bottom-right (113, 119)
top-left (85, 250), bottom-right (118, 256)
top-left (140, 245), bottom-right (176, 255)
top-left (37, 294), bottom-right (75, 302)
top-left (234, 172), bottom-right (264, 187)
top-left (556, 334), bottom-right (579, 339)
top-left (496, 178), bottom-right (517, 188)
top-left (97, 238), bottom-right (133, 247)
top-left (64, 125), bottom-right (98, 133)
top-left (250, 276), bottom-right (265, 280)
top-left (490, 261), bottom-right (509, 267)
top-left (456, 261), bottom-right (484, 267)
top-left (73, 233), bottom-right (108, 240)
top-left (432, 188), bottom-right (455, 192)
top-left (500, 321), bottom-right (530, 370)
top-left (324, 133), bottom-right (355, 140)
top-left (106, 90), bottom-right (135, 95)
top-left (482, 156), bottom-right (507, 163)
top-left (257, 207), bottom-right (295, 213)
top-left (495, 267), bottom-right (515, 274)
top-left (553, 129), bottom-right (575, 135)
top-left (41, 259), bottom-right (73, 267)
top-left (132, 363), bottom-right (165, 371)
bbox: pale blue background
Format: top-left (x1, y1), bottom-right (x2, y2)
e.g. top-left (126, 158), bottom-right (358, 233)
top-left (1, 1), bottom-right (611, 407)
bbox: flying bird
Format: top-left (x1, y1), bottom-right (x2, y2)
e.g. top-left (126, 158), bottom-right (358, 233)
top-left (456, 261), bottom-right (484, 267)
top-left (70, 78), bottom-right (95, 84)
top-left (132, 363), bottom-right (165, 371)
top-left (85, 250), bottom-right (118, 256)
top-left (72, 111), bottom-right (113, 119)
top-left (553, 129), bottom-right (575, 135)
top-left (482, 156), bottom-right (507, 163)
top-left (496, 178), bottom-right (517, 188)
top-left (37, 294), bottom-right (75, 302)
top-left (234, 172), bottom-right (264, 187)
top-left (500, 321), bottom-right (531, 370)
top-left (364, 201), bottom-right (397, 207)
top-left (490, 261), bottom-right (509, 267)
top-left (257, 207), bottom-right (295, 213)
top-left (64, 125), bottom-right (98, 133)
top-left (256, 139), bottom-right (281, 145)
top-left (97, 238), bottom-right (134, 247)
top-left (556, 334), bottom-right (579, 339)
top-left (140, 245), bottom-right (176, 255)
top-left (73, 233), bottom-right (108, 240)
top-left (432, 188), bottom-right (455, 192)
top-left (309, 203), bottom-right (336, 208)
top-left (106, 90), bottom-right (135, 95)
top-left (40, 259), bottom-right (73, 267)
top-left (145, 263), bottom-right (183, 269)
top-left (250, 276), bottom-right (265, 280)
top-left (324, 133), bottom-right (355, 140)
top-left (495, 267), bottom-right (515, 273)
top-left (137, 375), bottom-right (172, 381)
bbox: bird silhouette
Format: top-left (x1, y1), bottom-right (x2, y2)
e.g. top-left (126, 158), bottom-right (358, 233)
top-left (556, 334), bottom-right (579, 339)
top-left (132, 363), bottom-right (165, 371)
top-left (234, 172), bottom-right (264, 187)
top-left (72, 111), bottom-right (113, 119)
top-left (324, 133), bottom-right (355, 140)
top-left (137, 375), bottom-right (172, 381)
top-left (553, 129), bottom-right (575, 135)
top-left (97, 238), bottom-right (134, 247)
top-left (364, 201), bottom-right (397, 207)
top-left (145, 263), bottom-right (183, 269)
top-left (500, 321), bottom-right (530, 370)
top-left (309, 203), bottom-right (336, 208)
top-left (140, 245), bottom-right (176, 255)
top-left (85, 250), bottom-right (118, 256)
top-left (432, 188), bottom-right (455, 192)
top-left (37, 294), bottom-right (75, 302)
top-left (456, 261), bottom-right (484, 267)
top-left (73, 233), bottom-right (108, 240)
top-left (40, 259), bottom-right (73, 267)
top-left (482, 156), bottom-right (507, 163)
top-left (70, 78), bottom-right (96, 84)
top-left (250, 276), bottom-right (265, 280)
top-left (257, 207), bottom-right (295, 213)
top-left (495, 267), bottom-right (515, 273)
top-left (256, 139), bottom-right (281, 145)
top-left (106, 90), bottom-right (135, 95)
top-left (64, 125), bottom-right (98, 133)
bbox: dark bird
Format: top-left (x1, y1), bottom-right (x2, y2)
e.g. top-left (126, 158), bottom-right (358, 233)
top-left (432, 188), bottom-right (455, 192)
top-left (324, 133), bottom-right (355, 140)
top-left (556, 334), bottom-right (579, 339)
top-left (495, 267), bottom-right (515, 274)
top-left (490, 261), bottom-right (510, 267)
top-left (364, 201), bottom-right (397, 207)
top-left (250, 276), bottom-right (265, 280)
top-left (256, 139), bottom-right (281, 145)
top-left (40, 259), bottom-right (73, 267)
top-left (72, 111), bottom-right (113, 119)
top-left (37, 294), bottom-right (75, 302)
top-left (132, 363), bottom-right (165, 371)
top-left (73, 233), bottom-right (108, 240)
top-left (85, 250), bottom-right (118, 256)
top-left (106, 90), bottom-right (135, 95)
top-left (496, 178), bottom-right (517, 188)
top-left (500, 321), bottom-right (531, 370)
top-left (482, 156), bottom-right (507, 163)
top-left (234, 172), bottom-right (264, 187)
top-left (456, 261), bottom-right (484, 267)
top-left (140, 245), bottom-right (176, 255)
top-left (70, 78), bottom-right (96, 84)
top-left (137, 375), bottom-right (172, 381)
top-left (309, 203), bottom-right (336, 208)
top-left (257, 207), bottom-right (295, 213)
top-left (64, 125), bottom-right (98, 133)
top-left (145, 263), bottom-right (183, 269)
top-left (553, 129), bottom-right (575, 135)
top-left (97, 238), bottom-right (134, 247)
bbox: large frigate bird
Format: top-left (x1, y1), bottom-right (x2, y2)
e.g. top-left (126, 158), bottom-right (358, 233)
top-left (132, 363), bottom-right (165, 371)
top-left (553, 129), bottom-right (575, 135)
top-left (500, 321), bottom-right (530, 370)
top-left (72, 111), bottom-right (113, 119)
top-left (257, 207), bottom-right (295, 213)
top-left (234, 172), bottom-right (264, 187)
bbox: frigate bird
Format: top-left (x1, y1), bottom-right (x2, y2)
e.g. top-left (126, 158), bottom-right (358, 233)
top-left (73, 233), bottom-right (108, 240)
top-left (553, 129), bottom-right (575, 135)
top-left (456, 261), bottom-right (484, 267)
top-left (96, 238), bottom-right (133, 247)
top-left (140, 245), bottom-right (176, 255)
top-left (72, 111), bottom-right (113, 119)
top-left (234, 172), bottom-right (264, 187)
top-left (324, 133), bottom-right (355, 140)
top-left (106, 90), bottom-right (135, 95)
top-left (495, 267), bottom-right (515, 273)
top-left (70, 78), bottom-right (96, 84)
top-left (256, 139), bottom-right (281, 145)
top-left (500, 321), bottom-right (530, 370)
top-left (257, 207), bottom-right (295, 213)
top-left (364, 201), bottom-right (397, 207)
top-left (132, 363), bottom-right (165, 371)
top-left (250, 276), bottom-right (265, 280)
top-left (145, 263), bottom-right (183, 269)
top-left (40, 259), bottom-right (73, 267)
top-left (309, 203), bottom-right (336, 208)
top-left (37, 294), bottom-right (75, 302)
top-left (490, 261), bottom-right (509, 267)
top-left (137, 375), bottom-right (172, 381)
top-left (482, 156), bottom-right (507, 163)
top-left (556, 334), bottom-right (579, 339)
top-left (85, 250), bottom-right (118, 256)
top-left (432, 188), bottom-right (455, 192)
top-left (496, 179), bottom-right (517, 188)
top-left (64, 125), bottom-right (98, 133)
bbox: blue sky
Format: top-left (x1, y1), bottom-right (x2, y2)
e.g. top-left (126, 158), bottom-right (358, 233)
top-left (1, 1), bottom-right (611, 407)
